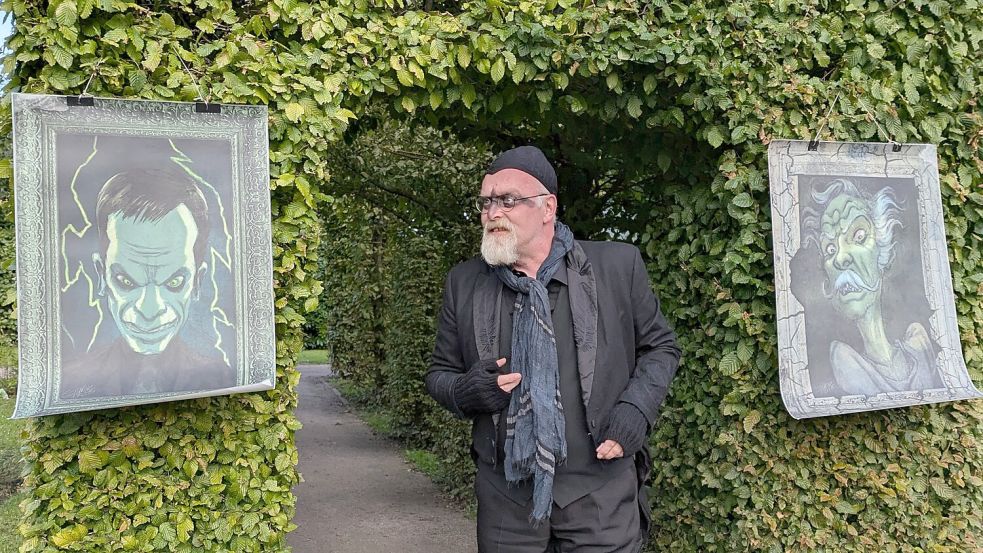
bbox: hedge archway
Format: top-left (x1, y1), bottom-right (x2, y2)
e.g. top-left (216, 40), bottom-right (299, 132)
top-left (3, 0), bottom-right (982, 551)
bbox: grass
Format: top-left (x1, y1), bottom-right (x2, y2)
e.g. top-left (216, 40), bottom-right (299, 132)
top-left (0, 347), bottom-right (14, 368)
top-left (331, 376), bottom-right (376, 404)
top-left (404, 448), bottom-right (476, 519)
top-left (0, 398), bottom-right (23, 452)
top-left (0, 346), bottom-right (16, 397)
top-left (297, 349), bottom-right (329, 365)
top-left (404, 449), bottom-right (441, 479)
top-left (0, 492), bottom-right (23, 553)
top-left (0, 396), bottom-right (25, 553)
top-left (361, 410), bottom-right (395, 435)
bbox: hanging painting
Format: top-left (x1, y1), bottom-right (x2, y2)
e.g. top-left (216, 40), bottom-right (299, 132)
top-left (768, 140), bottom-right (981, 419)
top-left (11, 94), bottom-right (275, 417)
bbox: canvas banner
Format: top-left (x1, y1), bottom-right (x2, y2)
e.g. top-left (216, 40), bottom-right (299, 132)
top-left (11, 94), bottom-right (276, 417)
top-left (768, 140), bottom-right (982, 419)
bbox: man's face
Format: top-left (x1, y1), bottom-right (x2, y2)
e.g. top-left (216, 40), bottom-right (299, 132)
top-left (479, 169), bottom-right (552, 266)
top-left (818, 193), bottom-right (882, 320)
top-left (94, 205), bottom-right (206, 355)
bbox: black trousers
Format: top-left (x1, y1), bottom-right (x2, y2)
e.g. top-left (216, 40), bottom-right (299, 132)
top-left (475, 463), bottom-right (643, 553)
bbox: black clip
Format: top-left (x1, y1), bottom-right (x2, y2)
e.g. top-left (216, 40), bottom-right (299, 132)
top-left (195, 102), bottom-right (221, 114)
top-left (891, 142), bottom-right (902, 152)
top-left (66, 96), bottom-right (94, 107)
top-left (808, 139), bottom-right (819, 151)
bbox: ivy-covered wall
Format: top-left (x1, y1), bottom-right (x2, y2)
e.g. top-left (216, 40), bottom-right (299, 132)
top-left (3, 0), bottom-right (982, 551)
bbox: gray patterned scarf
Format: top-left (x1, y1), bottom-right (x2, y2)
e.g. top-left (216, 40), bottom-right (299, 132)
top-left (495, 221), bottom-right (574, 524)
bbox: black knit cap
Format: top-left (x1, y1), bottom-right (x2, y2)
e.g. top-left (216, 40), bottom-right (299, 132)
top-left (485, 145), bottom-right (558, 195)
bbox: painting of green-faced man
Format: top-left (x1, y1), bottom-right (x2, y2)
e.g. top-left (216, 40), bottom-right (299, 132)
top-left (58, 138), bottom-right (237, 400)
top-left (11, 94), bottom-right (275, 417)
top-left (768, 140), bottom-right (981, 419)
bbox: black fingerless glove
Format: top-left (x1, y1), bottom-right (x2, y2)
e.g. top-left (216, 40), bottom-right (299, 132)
top-left (601, 402), bottom-right (649, 458)
top-left (453, 359), bottom-right (512, 416)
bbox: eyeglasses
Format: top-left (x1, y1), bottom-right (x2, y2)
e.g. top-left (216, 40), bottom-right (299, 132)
top-left (474, 194), bottom-right (549, 212)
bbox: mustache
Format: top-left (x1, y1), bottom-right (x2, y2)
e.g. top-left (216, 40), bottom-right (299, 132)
top-left (824, 269), bottom-right (879, 298)
top-left (484, 220), bottom-right (515, 234)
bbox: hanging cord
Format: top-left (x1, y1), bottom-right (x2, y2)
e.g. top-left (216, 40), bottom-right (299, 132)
top-left (857, 99), bottom-right (903, 152)
top-left (808, 91), bottom-right (841, 151)
top-left (170, 43), bottom-right (209, 104)
top-left (169, 43), bottom-right (221, 113)
top-left (66, 59), bottom-right (103, 106)
top-left (79, 59), bottom-right (102, 97)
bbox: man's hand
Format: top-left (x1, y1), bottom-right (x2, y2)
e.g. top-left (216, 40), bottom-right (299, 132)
top-left (597, 402), bottom-right (649, 459)
top-left (495, 358), bottom-right (522, 392)
top-left (595, 440), bottom-right (624, 460)
top-left (453, 357), bottom-right (518, 416)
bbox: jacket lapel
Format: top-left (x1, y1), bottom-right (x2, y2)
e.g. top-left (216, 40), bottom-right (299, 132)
top-left (472, 269), bottom-right (502, 360)
top-left (566, 241), bottom-right (598, 407)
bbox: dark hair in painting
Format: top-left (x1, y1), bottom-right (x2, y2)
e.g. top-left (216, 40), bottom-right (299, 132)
top-left (95, 168), bottom-right (210, 262)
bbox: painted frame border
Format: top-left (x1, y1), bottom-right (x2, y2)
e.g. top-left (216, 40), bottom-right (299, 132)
top-left (768, 139), bottom-right (981, 419)
top-left (11, 93), bottom-right (275, 417)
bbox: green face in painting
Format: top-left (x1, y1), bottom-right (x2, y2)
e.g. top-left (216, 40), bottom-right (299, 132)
top-left (819, 194), bottom-right (882, 321)
top-left (93, 205), bottom-right (207, 355)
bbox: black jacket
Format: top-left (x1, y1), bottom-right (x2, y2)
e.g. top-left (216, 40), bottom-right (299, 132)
top-left (426, 241), bottom-right (680, 476)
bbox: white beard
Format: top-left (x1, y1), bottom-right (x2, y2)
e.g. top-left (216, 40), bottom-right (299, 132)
top-left (481, 221), bottom-right (519, 266)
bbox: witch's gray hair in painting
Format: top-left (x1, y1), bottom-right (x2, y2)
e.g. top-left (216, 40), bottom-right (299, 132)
top-left (802, 178), bottom-right (903, 272)
top-left (95, 168), bottom-right (210, 263)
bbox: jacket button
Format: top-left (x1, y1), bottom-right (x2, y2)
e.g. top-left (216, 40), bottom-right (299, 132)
top-left (590, 419), bottom-right (596, 429)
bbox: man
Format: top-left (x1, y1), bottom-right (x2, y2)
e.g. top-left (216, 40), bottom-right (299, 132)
top-left (803, 178), bottom-right (941, 396)
top-left (425, 146), bottom-right (681, 552)
top-left (60, 168), bottom-right (236, 399)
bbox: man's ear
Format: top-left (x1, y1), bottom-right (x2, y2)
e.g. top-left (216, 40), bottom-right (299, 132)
top-left (543, 194), bottom-right (558, 223)
top-left (91, 253), bottom-right (106, 297)
top-left (193, 262), bottom-right (208, 301)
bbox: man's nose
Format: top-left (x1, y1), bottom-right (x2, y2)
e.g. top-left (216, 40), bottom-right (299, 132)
top-left (135, 285), bottom-right (166, 321)
top-left (485, 202), bottom-right (505, 219)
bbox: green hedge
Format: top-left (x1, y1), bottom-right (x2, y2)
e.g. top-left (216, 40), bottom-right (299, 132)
top-left (4, 0), bottom-right (982, 550)
top-left (0, 112), bottom-right (16, 348)
top-left (316, 120), bottom-right (486, 488)
top-left (313, 2), bottom-right (982, 551)
top-left (4, 1), bottom-right (318, 550)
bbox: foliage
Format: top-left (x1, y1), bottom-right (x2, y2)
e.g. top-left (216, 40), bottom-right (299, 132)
top-left (0, 346), bottom-right (15, 396)
top-left (316, 2), bottom-right (982, 551)
top-left (0, 105), bottom-right (15, 348)
top-left (315, 119), bottom-right (485, 394)
top-left (0, 396), bottom-right (25, 504)
top-left (312, 118), bottom-right (488, 498)
top-left (3, 0), bottom-right (982, 550)
top-left (314, 195), bottom-right (388, 390)
top-left (0, 347), bottom-right (15, 369)
top-left (634, 2), bottom-right (983, 550)
top-left (4, 1), bottom-right (315, 550)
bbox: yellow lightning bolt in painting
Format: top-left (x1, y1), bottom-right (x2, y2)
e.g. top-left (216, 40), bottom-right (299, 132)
top-left (60, 136), bottom-right (104, 352)
top-left (169, 140), bottom-right (234, 367)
